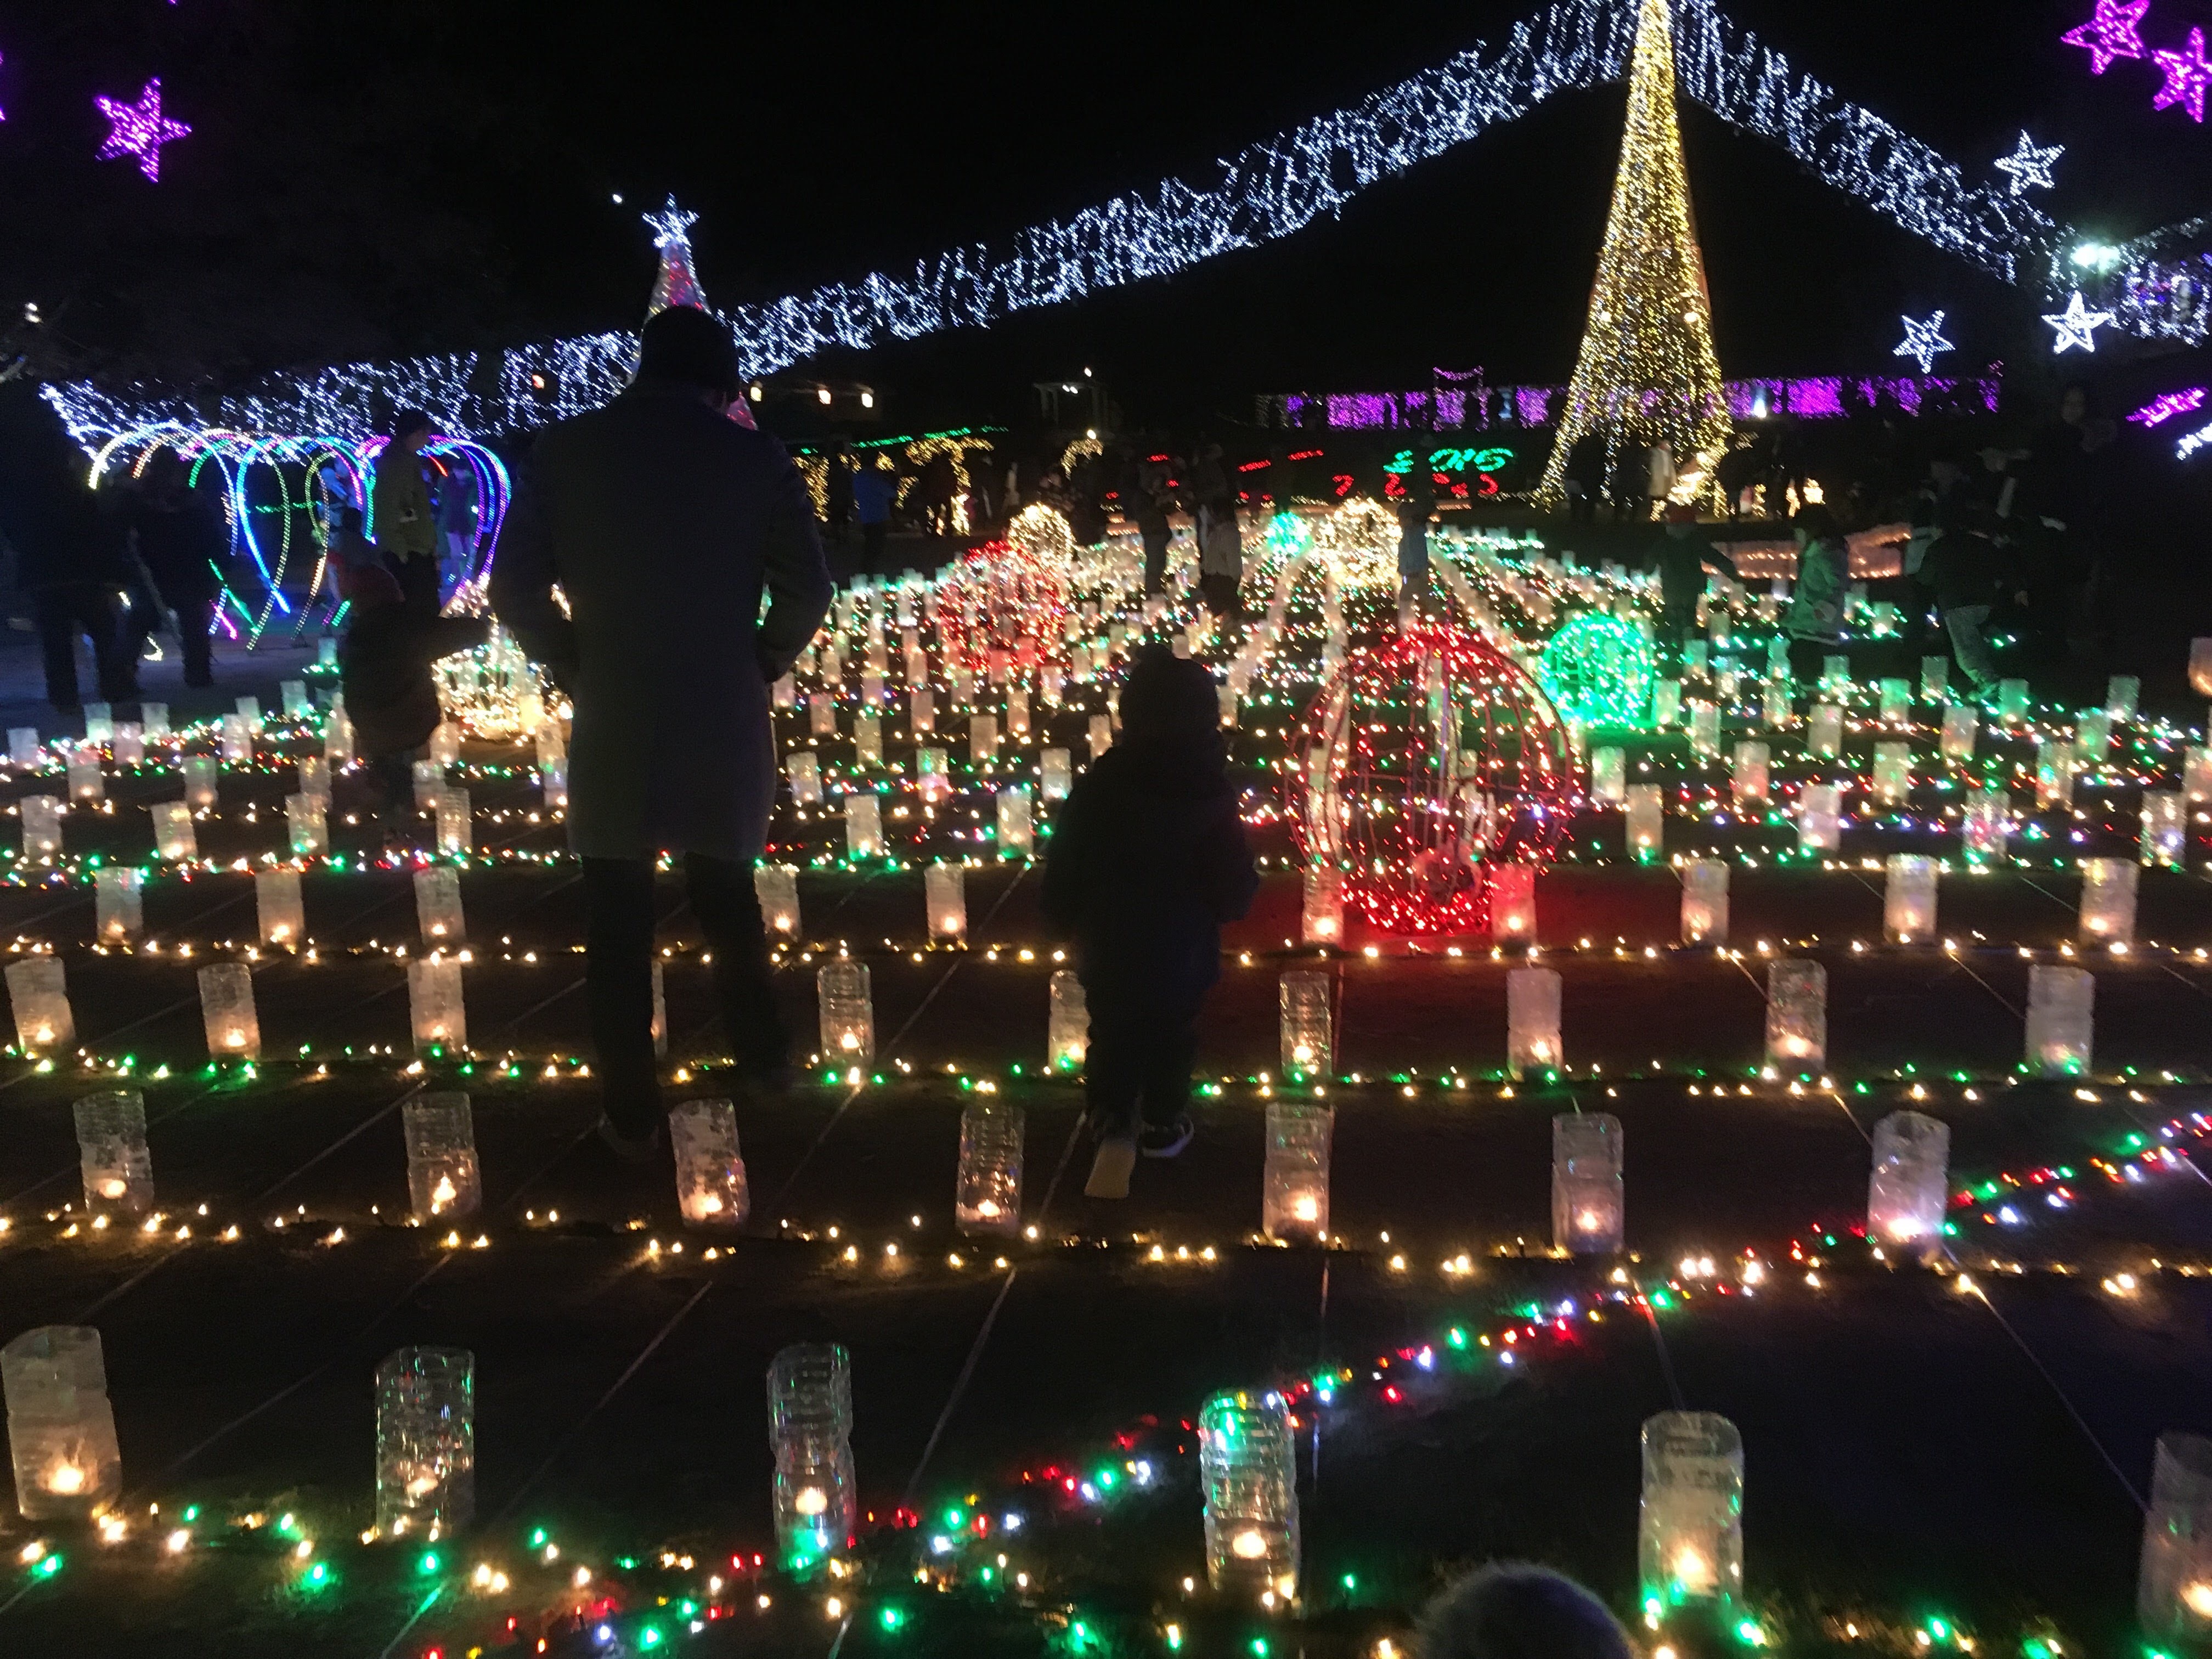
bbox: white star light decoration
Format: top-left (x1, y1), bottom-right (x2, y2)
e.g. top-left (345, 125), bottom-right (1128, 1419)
top-left (645, 195), bottom-right (699, 251)
top-left (1993, 131), bottom-right (2063, 194)
top-left (94, 78), bottom-right (191, 180)
top-left (2044, 290), bottom-right (2116, 354)
top-left (1894, 312), bottom-right (1955, 374)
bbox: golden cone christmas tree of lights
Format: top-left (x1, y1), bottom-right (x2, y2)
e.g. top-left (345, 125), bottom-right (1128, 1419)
top-left (1536, 0), bottom-right (1731, 509)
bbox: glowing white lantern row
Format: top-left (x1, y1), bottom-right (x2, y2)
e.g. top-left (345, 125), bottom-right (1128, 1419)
top-left (198, 963), bottom-right (261, 1060)
top-left (1884, 854), bottom-right (1939, 944)
top-left (5, 956), bottom-right (73, 1050)
top-left (853, 711), bottom-right (883, 767)
top-left (1262, 1100), bottom-right (1332, 1244)
top-left (1506, 966), bottom-right (1563, 1079)
top-left (374, 1345), bottom-right (474, 1536)
top-left (1553, 1111), bottom-right (1624, 1255)
top-left (1680, 860), bottom-right (1729, 946)
top-left (297, 755), bottom-right (331, 805)
top-left (2025, 964), bottom-right (2094, 1077)
top-left (3, 1325), bottom-right (123, 1521)
top-left (669, 1097), bottom-right (749, 1227)
top-left (955, 1097), bottom-right (1024, 1237)
top-left (2080, 857), bottom-right (2140, 946)
top-left (1639, 1410), bottom-right (1744, 1610)
top-left (256, 867), bottom-right (305, 947)
top-left (1199, 1390), bottom-right (1299, 1598)
top-left (94, 867), bottom-right (144, 942)
top-left (74, 1088), bottom-right (154, 1217)
top-left (817, 961), bottom-right (874, 1066)
top-left (1866, 1109), bottom-right (1949, 1249)
top-left (768, 1342), bottom-right (855, 1570)
top-left (2138, 1432), bottom-right (2212, 1643)
top-left (1047, 970), bottom-right (1088, 1073)
top-left (408, 957), bottom-right (467, 1055)
top-left (1278, 972), bottom-right (1331, 1082)
top-left (403, 1092), bottom-right (480, 1220)
top-left (1765, 959), bottom-right (1826, 1071)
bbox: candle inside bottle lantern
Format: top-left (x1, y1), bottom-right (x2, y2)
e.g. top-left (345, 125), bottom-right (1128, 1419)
top-left (1883, 854), bottom-right (1938, 943)
top-left (1007, 688), bottom-right (1031, 741)
top-left (1652, 680), bottom-right (1682, 727)
top-left (1877, 678), bottom-right (1910, 724)
top-left (916, 747), bottom-right (950, 804)
top-left (1047, 969), bottom-right (1088, 1073)
top-left (3, 1325), bottom-right (123, 1521)
top-left (1590, 746), bottom-right (1626, 805)
top-left (817, 961), bottom-right (874, 1065)
top-left (1625, 784), bottom-right (1663, 864)
top-left (808, 693), bottom-right (836, 737)
top-left (1278, 971), bottom-right (1332, 1082)
top-left (198, 963), bottom-right (261, 1059)
top-left (19, 794), bottom-right (61, 858)
top-left (1553, 1111), bottom-right (1624, 1255)
top-left (2138, 1433), bottom-right (2212, 1642)
top-left (1765, 959), bottom-right (1826, 1070)
top-left (285, 793), bottom-right (329, 858)
top-left (94, 867), bottom-right (144, 942)
top-left (925, 862), bottom-right (967, 942)
top-left (2036, 736), bottom-right (2077, 809)
top-left (2076, 708), bottom-right (2113, 763)
top-left (408, 957), bottom-right (467, 1054)
top-left (1870, 741), bottom-right (1911, 804)
top-left (1796, 783), bottom-right (1841, 854)
top-left (969, 713), bottom-right (1000, 764)
top-left (219, 713), bottom-right (252, 763)
top-left (1996, 678), bottom-right (2030, 721)
top-left (1920, 656), bottom-right (1949, 702)
top-left (860, 669), bottom-right (884, 706)
top-left (1820, 654), bottom-right (1849, 694)
top-left (2025, 963), bottom-right (2094, 1077)
top-left (325, 711), bottom-right (354, 769)
top-left (955, 1098), bottom-right (1024, 1236)
top-left (907, 686), bottom-right (934, 734)
top-left (112, 721), bottom-right (143, 766)
top-left (1506, 966), bottom-right (1564, 1077)
top-left (5, 956), bottom-right (73, 1051)
top-left (651, 958), bottom-right (668, 1058)
top-left (1199, 1390), bottom-right (1299, 1596)
top-left (414, 867), bottom-right (465, 944)
top-left (755, 865), bottom-right (800, 936)
top-left (2142, 790), bottom-right (2187, 869)
top-left (276, 679), bottom-right (305, 719)
top-left (1808, 704), bottom-right (1843, 758)
top-left (1088, 713), bottom-right (1113, 760)
top-left (180, 755), bottom-right (219, 811)
top-left (1729, 742), bottom-right (1769, 809)
top-left (995, 785), bottom-right (1034, 858)
top-left (66, 747), bottom-right (103, 803)
top-left (1679, 860), bottom-right (1729, 945)
top-left (1961, 788), bottom-right (2011, 863)
top-left (822, 777), bottom-right (883, 860)
top-left (296, 755), bottom-right (330, 806)
top-left (786, 752), bottom-right (822, 806)
top-left (1488, 862), bottom-right (1537, 942)
top-left (1041, 747), bottom-right (1073, 802)
top-left (853, 711), bottom-right (883, 767)
top-left (2187, 747), bottom-right (2212, 805)
top-left (669, 1098), bottom-right (749, 1227)
top-left (768, 1342), bottom-right (855, 1570)
top-left (2192, 639), bottom-right (2212, 699)
top-left (1866, 1108), bottom-right (1950, 1249)
top-left (1639, 1410), bottom-right (1745, 1611)
top-left (2108, 674), bottom-right (2141, 720)
top-left (403, 1092), bottom-right (480, 1220)
top-left (74, 1088), bottom-right (153, 1216)
top-left (256, 867), bottom-right (306, 947)
top-left (436, 789), bottom-right (472, 855)
top-left (374, 1345), bottom-right (474, 1536)
top-left (2079, 856), bottom-right (2138, 946)
top-left (1760, 679), bottom-right (1791, 729)
top-left (1262, 1099), bottom-right (1333, 1243)
top-left (7, 726), bottom-right (38, 767)
top-left (1687, 700), bottom-right (1719, 758)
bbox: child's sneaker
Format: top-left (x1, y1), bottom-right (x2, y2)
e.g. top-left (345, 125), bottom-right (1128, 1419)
top-left (1139, 1115), bottom-right (1195, 1159)
top-left (1084, 1136), bottom-right (1138, 1199)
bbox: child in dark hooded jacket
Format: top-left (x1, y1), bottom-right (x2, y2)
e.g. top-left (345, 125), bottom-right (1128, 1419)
top-left (1042, 645), bottom-right (1258, 1198)
top-left (336, 561), bottom-right (488, 807)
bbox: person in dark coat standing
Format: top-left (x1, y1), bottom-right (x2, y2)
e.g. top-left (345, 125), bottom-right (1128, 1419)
top-left (336, 562), bottom-right (488, 804)
top-left (1563, 430), bottom-right (1607, 526)
top-left (0, 384), bottom-right (133, 709)
top-left (491, 304), bottom-right (834, 1160)
top-left (1042, 647), bottom-right (1258, 1199)
top-left (374, 409), bottom-right (444, 618)
top-left (123, 447), bottom-right (226, 688)
top-left (1130, 453), bottom-right (1175, 595)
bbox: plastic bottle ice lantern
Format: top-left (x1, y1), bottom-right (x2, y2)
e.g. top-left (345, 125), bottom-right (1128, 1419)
top-left (2137, 1432), bottom-right (2212, 1643)
top-left (853, 710), bottom-right (883, 767)
top-left (414, 866), bottom-right (465, 944)
top-left (1765, 960), bottom-right (1826, 1070)
top-left (1553, 1112), bottom-right (1624, 1255)
top-left (909, 686), bottom-right (934, 733)
top-left (182, 755), bottom-right (218, 810)
top-left (844, 792), bottom-right (883, 859)
top-left (1301, 864), bottom-right (1346, 944)
top-left (755, 865), bottom-right (800, 937)
top-left (786, 752), bottom-right (822, 806)
top-left (925, 862), bottom-right (967, 942)
top-left (374, 1345), bottom-right (473, 1536)
top-left (1688, 699), bottom-right (1720, 758)
top-left (768, 1342), bottom-right (856, 1570)
top-left (1871, 741), bottom-right (1911, 804)
top-left (297, 754), bottom-right (331, 805)
top-left (1489, 862), bottom-right (1537, 942)
top-left (1590, 746), bottom-right (1626, 806)
top-left (74, 1089), bottom-right (153, 1217)
top-left (808, 692), bottom-right (836, 738)
top-left (1626, 784), bottom-right (1664, 864)
top-left (1639, 1410), bottom-right (1744, 1612)
top-left (1729, 742), bottom-right (1769, 810)
top-left (7, 726), bottom-right (37, 768)
top-left (198, 963), bottom-right (261, 1060)
top-left (2188, 746), bottom-right (2212, 806)
top-left (4, 1325), bottom-right (123, 1521)
top-left (1048, 970), bottom-right (1088, 1073)
top-left (2143, 790), bottom-right (2187, 870)
top-left (1262, 1099), bottom-right (1333, 1243)
top-left (66, 747), bottom-right (102, 803)
top-left (1679, 860), bottom-right (1729, 945)
top-left (1878, 678), bottom-right (1910, 723)
top-left (2080, 857), bottom-right (2140, 946)
top-left (256, 867), bottom-right (306, 947)
top-left (408, 957), bottom-right (467, 1054)
top-left (19, 794), bottom-right (61, 859)
top-left (955, 1097), bottom-right (1024, 1237)
top-left (916, 747), bottom-right (951, 804)
top-left (94, 867), bottom-right (143, 942)
top-left (1088, 713), bottom-right (1113, 760)
top-left (403, 1092), bottom-right (481, 1221)
top-left (1884, 855), bottom-right (1938, 944)
top-left (1199, 1390), bottom-right (1299, 1598)
top-left (1921, 656), bottom-right (1949, 702)
top-left (2025, 964), bottom-right (2094, 1077)
top-left (995, 785), bottom-right (1034, 859)
top-left (152, 800), bottom-right (197, 862)
top-left (1962, 788), bottom-right (2011, 864)
top-left (1866, 1108), bottom-right (1949, 1250)
top-left (6, 957), bottom-right (73, 1051)
top-left (1279, 972), bottom-right (1331, 1082)
top-left (1760, 680), bottom-right (1791, 729)
top-left (436, 789), bottom-right (472, 855)
top-left (817, 961), bottom-right (873, 1066)
top-left (1939, 702), bottom-right (1977, 763)
top-left (969, 713), bottom-right (999, 764)
top-left (285, 794), bottom-right (329, 858)
top-left (1796, 783), bottom-right (1841, 854)
top-left (1809, 704), bottom-right (1843, 759)
top-left (1507, 966), bottom-right (1563, 1078)
top-left (219, 713), bottom-right (252, 763)
top-left (2036, 736), bottom-right (2076, 809)
top-left (668, 1098), bottom-right (749, 1227)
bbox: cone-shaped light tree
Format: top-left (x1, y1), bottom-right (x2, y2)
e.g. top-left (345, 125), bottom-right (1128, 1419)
top-left (1536, 0), bottom-right (1731, 511)
top-left (644, 195), bottom-right (707, 318)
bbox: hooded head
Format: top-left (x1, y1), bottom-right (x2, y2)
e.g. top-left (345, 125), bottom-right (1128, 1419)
top-left (1414, 1564), bottom-right (1635, 1659)
top-left (1116, 645), bottom-right (1226, 786)
top-left (340, 560), bottom-right (404, 610)
top-left (636, 304), bottom-right (743, 407)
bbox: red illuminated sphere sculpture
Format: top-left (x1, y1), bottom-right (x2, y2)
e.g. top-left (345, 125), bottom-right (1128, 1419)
top-left (934, 539), bottom-right (1071, 679)
top-left (1288, 623), bottom-right (1579, 936)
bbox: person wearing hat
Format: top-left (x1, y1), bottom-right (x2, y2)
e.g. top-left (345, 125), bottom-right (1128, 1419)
top-left (374, 408), bottom-right (442, 617)
top-left (492, 304), bottom-right (833, 1163)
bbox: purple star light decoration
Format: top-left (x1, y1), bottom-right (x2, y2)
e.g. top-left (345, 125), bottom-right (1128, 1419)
top-left (2153, 27), bottom-right (2212, 122)
top-left (2062, 1), bottom-right (2152, 74)
top-left (95, 79), bottom-right (191, 180)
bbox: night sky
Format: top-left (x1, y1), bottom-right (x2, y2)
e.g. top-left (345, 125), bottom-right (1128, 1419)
top-left (7, 1), bottom-right (2212, 427)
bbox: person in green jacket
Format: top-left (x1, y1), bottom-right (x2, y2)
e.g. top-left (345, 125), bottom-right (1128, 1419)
top-left (373, 409), bottom-right (442, 616)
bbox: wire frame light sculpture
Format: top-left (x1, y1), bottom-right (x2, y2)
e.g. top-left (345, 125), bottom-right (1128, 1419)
top-left (932, 537), bottom-right (1072, 684)
top-left (1288, 622), bottom-right (1578, 936)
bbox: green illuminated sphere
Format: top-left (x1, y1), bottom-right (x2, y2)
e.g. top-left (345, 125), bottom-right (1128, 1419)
top-left (1262, 511), bottom-right (1312, 566)
top-left (1537, 613), bottom-right (1655, 729)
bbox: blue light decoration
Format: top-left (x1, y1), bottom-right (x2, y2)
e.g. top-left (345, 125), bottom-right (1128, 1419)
top-left (2062, 1), bottom-right (2152, 74)
top-left (1536, 612), bottom-right (1656, 730)
top-left (1892, 312), bottom-right (1955, 375)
